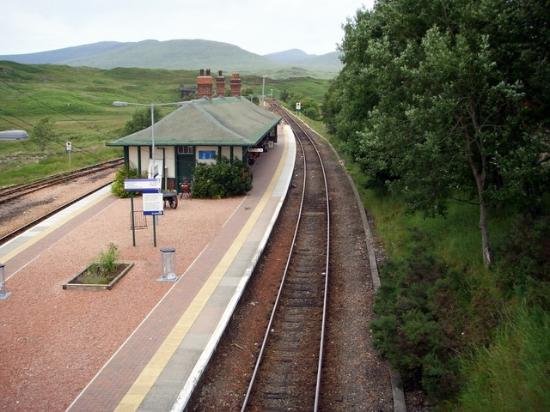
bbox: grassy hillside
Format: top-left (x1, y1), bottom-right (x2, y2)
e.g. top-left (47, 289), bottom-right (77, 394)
top-left (0, 61), bottom-right (329, 186)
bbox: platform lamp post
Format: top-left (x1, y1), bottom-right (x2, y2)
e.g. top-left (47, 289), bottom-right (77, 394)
top-left (112, 100), bottom-right (183, 247)
top-left (262, 74), bottom-right (265, 106)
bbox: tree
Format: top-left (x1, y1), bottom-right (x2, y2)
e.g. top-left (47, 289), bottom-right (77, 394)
top-left (123, 106), bottom-right (163, 135)
top-left (32, 117), bottom-right (56, 151)
top-left (324, 0), bottom-right (550, 267)
top-left (280, 89), bottom-right (291, 103)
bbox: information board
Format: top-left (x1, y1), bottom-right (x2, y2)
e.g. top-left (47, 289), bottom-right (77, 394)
top-left (124, 178), bottom-right (161, 193)
top-left (142, 193), bottom-right (164, 216)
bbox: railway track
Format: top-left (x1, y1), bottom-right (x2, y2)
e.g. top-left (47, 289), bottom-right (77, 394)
top-left (241, 102), bottom-right (330, 411)
top-left (0, 158), bottom-right (123, 205)
top-left (0, 158), bottom-right (123, 245)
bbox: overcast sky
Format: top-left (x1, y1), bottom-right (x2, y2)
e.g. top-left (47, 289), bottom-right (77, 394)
top-left (1, 0), bottom-right (374, 56)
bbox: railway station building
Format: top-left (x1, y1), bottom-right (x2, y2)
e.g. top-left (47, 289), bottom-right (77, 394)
top-left (108, 70), bottom-right (281, 191)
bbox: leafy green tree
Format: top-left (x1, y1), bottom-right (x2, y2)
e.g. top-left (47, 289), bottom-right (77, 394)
top-left (32, 117), bottom-right (56, 151)
top-left (280, 89), bottom-right (290, 102)
top-left (301, 97), bottom-right (321, 120)
top-left (324, 0), bottom-right (550, 267)
top-left (123, 106), bottom-right (163, 135)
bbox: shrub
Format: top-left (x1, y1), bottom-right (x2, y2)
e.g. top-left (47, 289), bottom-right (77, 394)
top-left (82, 243), bottom-right (120, 284)
top-left (495, 214), bottom-right (550, 310)
top-left (372, 234), bottom-right (469, 400)
top-left (111, 167), bottom-right (142, 198)
top-left (96, 242), bottom-right (119, 275)
top-left (192, 159), bottom-right (252, 198)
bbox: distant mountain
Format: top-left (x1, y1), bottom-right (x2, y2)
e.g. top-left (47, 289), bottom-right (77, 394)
top-left (0, 42), bottom-right (124, 65)
top-left (264, 49), bottom-right (342, 71)
top-left (0, 40), bottom-right (340, 75)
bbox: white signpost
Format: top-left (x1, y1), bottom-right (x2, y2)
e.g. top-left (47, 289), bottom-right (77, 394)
top-left (66, 141), bottom-right (72, 166)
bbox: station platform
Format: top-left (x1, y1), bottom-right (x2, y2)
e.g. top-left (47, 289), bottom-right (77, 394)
top-left (0, 124), bottom-right (295, 411)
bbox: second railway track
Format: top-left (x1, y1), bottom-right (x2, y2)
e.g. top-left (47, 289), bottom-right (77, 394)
top-left (242, 105), bottom-right (331, 411)
top-left (0, 158), bottom-right (123, 205)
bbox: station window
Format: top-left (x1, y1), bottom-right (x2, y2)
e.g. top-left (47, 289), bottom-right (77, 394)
top-left (198, 150), bottom-right (217, 160)
top-left (177, 146), bottom-right (194, 154)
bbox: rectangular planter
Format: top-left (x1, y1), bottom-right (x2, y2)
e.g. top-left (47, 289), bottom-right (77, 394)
top-left (63, 262), bottom-right (134, 290)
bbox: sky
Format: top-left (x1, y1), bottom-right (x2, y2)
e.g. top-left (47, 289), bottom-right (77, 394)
top-left (1, 0), bottom-right (374, 56)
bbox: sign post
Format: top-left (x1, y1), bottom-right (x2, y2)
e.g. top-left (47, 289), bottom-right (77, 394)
top-left (124, 178), bottom-right (162, 247)
top-left (66, 141), bottom-right (72, 166)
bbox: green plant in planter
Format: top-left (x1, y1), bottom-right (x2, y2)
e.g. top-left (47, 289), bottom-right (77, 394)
top-left (81, 243), bottom-right (120, 284)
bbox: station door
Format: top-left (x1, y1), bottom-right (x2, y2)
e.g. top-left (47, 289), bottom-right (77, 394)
top-left (176, 146), bottom-right (195, 189)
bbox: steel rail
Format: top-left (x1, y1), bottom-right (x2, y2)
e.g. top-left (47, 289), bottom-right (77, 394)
top-left (285, 109), bottom-right (331, 411)
top-left (241, 101), bottom-right (330, 411)
top-left (0, 180), bottom-right (114, 246)
top-left (0, 158), bottom-right (123, 204)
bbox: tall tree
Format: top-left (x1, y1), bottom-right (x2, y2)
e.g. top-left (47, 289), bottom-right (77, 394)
top-left (324, 0), bottom-right (550, 267)
top-left (123, 106), bottom-right (163, 135)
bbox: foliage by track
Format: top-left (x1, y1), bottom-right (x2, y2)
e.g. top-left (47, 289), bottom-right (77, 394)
top-left (300, 85), bottom-right (548, 412)
top-left (319, 1), bottom-right (549, 407)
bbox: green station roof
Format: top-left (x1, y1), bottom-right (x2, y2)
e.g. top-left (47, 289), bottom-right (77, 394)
top-left (108, 97), bottom-right (281, 147)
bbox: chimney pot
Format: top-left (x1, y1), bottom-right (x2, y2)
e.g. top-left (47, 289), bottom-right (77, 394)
top-left (215, 69), bottom-right (225, 97)
top-left (196, 69), bottom-right (213, 99)
top-left (230, 72), bottom-right (241, 97)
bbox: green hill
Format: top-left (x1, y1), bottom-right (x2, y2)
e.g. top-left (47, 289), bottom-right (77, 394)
top-left (0, 39), bottom-right (340, 76)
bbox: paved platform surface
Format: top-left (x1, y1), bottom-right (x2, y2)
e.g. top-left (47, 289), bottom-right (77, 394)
top-left (55, 125), bottom-right (295, 411)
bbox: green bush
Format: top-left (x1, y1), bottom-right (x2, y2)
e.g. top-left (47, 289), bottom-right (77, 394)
top-left (495, 215), bottom-right (550, 310)
top-left (96, 242), bottom-right (119, 275)
top-left (192, 159), bottom-right (252, 198)
top-left (111, 167), bottom-right (142, 198)
top-left (82, 242), bottom-right (120, 284)
top-left (372, 233), bottom-right (470, 400)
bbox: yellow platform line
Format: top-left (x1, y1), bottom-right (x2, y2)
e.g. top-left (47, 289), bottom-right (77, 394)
top-left (114, 140), bottom-right (289, 412)
top-left (0, 190), bottom-right (112, 264)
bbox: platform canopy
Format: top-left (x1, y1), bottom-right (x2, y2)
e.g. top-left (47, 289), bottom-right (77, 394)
top-left (108, 97), bottom-right (281, 147)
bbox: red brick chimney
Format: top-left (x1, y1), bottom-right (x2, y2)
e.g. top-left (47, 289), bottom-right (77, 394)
top-left (216, 70), bottom-right (225, 97)
top-left (230, 72), bottom-right (241, 97)
top-left (196, 68), bottom-right (213, 99)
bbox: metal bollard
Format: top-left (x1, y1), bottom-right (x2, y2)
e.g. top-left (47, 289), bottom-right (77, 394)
top-left (158, 248), bottom-right (178, 281)
top-left (0, 263), bottom-right (10, 300)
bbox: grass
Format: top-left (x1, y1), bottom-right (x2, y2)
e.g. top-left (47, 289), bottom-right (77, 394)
top-left (0, 61), bottom-right (328, 187)
top-left (457, 307), bottom-right (550, 412)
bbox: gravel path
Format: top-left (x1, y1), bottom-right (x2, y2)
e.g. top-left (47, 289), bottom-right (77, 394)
top-left (0, 194), bottom-right (243, 411)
